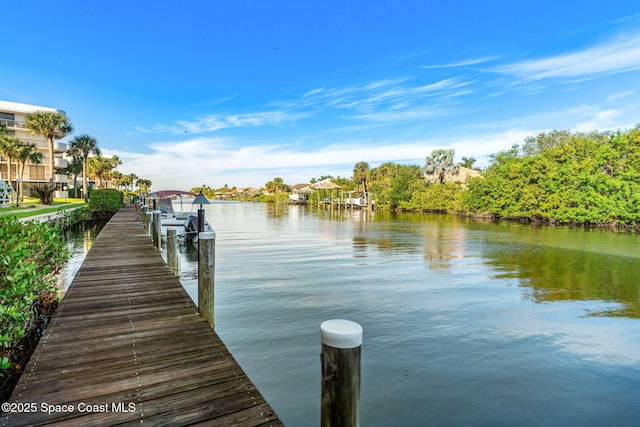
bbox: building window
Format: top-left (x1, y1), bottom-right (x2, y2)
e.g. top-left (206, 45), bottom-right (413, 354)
top-left (0, 112), bottom-right (15, 128)
top-left (28, 165), bottom-right (46, 181)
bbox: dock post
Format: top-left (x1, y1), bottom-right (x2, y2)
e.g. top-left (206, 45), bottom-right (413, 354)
top-left (146, 211), bottom-right (153, 236)
top-left (321, 319), bottom-right (362, 427)
top-left (152, 210), bottom-right (162, 250)
top-left (167, 229), bottom-right (179, 276)
top-left (198, 231), bottom-right (216, 329)
top-left (141, 205), bottom-right (148, 226)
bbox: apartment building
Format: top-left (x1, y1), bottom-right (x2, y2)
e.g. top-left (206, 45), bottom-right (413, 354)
top-left (0, 100), bottom-right (69, 198)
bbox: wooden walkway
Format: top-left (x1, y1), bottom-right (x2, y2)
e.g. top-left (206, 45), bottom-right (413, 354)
top-left (2, 206), bottom-right (283, 426)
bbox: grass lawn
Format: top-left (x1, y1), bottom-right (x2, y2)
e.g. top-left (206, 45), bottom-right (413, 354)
top-left (0, 198), bottom-right (86, 218)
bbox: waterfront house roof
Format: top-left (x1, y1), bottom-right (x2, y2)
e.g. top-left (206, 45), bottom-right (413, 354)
top-left (291, 183), bottom-right (311, 191)
top-left (291, 184), bottom-right (314, 194)
top-left (155, 190), bottom-right (196, 198)
top-left (425, 166), bottom-right (483, 186)
top-left (312, 179), bottom-right (342, 190)
top-left (449, 167), bottom-right (483, 185)
top-left (246, 187), bottom-right (264, 196)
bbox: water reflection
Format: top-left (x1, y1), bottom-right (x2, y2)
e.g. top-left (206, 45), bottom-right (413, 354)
top-left (484, 240), bottom-right (640, 317)
top-left (160, 202), bottom-right (640, 426)
top-left (421, 219), bottom-right (467, 271)
top-left (57, 222), bottom-right (107, 293)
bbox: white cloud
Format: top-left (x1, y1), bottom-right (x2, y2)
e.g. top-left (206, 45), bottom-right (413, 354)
top-left (462, 104), bottom-right (626, 134)
top-left (574, 108), bottom-right (620, 132)
top-left (606, 91), bottom-right (634, 103)
top-left (421, 57), bottom-right (499, 69)
top-left (494, 33), bottom-right (640, 79)
top-left (134, 110), bottom-right (308, 135)
top-left (110, 127), bottom-right (533, 190)
top-left (109, 100), bottom-right (640, 192)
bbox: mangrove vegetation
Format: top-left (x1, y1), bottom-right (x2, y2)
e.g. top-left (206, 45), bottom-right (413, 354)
top-left (246, 126), bottom-right (640, 229)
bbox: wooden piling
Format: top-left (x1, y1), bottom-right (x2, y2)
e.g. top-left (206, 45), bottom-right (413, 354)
top-left (141, 205), bottom-right (148, 226)
top-left (321, 319), bottom-right (363, 427)
top-left (152, 210), bottom-right (161, 250)
top-left (167, 228), bottom-right (179, 276)
top-left (198, 231), bottom-right (216, 329)
top-left (146, 211), bottom-right (153, 236)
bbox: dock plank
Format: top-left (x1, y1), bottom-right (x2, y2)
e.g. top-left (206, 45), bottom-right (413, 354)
top-left (2, 206), bottom-right (283, 426)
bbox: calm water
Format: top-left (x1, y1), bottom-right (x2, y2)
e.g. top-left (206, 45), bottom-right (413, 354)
top-left (58, 222), bottom-right (104, 292)
top-left (65, 203), bottom-right (640, 426)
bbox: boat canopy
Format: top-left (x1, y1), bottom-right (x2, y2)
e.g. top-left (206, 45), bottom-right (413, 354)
top-left (155, 190), bottom-right (197, 198)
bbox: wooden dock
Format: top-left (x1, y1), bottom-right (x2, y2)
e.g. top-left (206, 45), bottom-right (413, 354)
top-left (2, 206), bottom-right (283, 426)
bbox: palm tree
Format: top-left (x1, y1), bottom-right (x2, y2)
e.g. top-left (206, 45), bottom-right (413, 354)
top-left (111, 155), bottom-right (122, 170)
top-left (424, 149), bottom-right (459, 184)
top-left (65, 155), bottom-right (83, 197)
top-left (353, 161), bottom-right (370, 194)
top-left (0, 135), bottom-right (22, 184)
top-left (136, 178), bottom-right (152, 194)
top-left (104, 156), bottom-right (123, 188)
top-left (87, 156), bottom-right (119, 188)
top-left (87, 156), bottom-right (112, 189)
top-left (16, 142), bottom-right (42, 203)
top-left (265, 177), bottom-right (288, 193)
top-left (25, 111), bottom-right (73, 191)
top-left (460, 156), bottom-right (477, 169)
top-left (127, 173), bottom-right (138, 192)
top-left (68, 134), bottom-right (100, 202)
top-left (110, 170), bottom-right (123, 189)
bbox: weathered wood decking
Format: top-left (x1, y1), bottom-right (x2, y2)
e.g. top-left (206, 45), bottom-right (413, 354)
top-left (2, 206), bottom-right (283, 426)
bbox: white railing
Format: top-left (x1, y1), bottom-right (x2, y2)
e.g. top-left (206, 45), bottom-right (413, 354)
top-left (0, 119), bottom-right (26, 129)
top-left (54, 158), bottom-right (68, 168)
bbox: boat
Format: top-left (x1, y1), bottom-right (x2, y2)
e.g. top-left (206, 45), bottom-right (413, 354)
top-left (182, 213), bottom-right (215, 245)
top-left (154, 190), bottom-right (214, 243)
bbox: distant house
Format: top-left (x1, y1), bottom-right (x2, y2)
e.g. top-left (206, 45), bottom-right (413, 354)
top-left (239, 187), bottom-right (256, 195)
top-left (449, 167), bottom-right (483, 187)
top-left (311, 179), bottom-right (342, 190)
top-left (425, 166), bottom-right (482, 187)
top-left (290, 183), bottom-right (311, 192)
top-left (245, 187), bottom-right (264, 197)
top-left (289, 183), bottom-right (313, 203)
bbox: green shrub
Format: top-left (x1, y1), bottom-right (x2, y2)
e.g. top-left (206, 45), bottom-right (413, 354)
top-left (51, 206), bottom-right (94, 228)
top-left (89, 189), bottom-right (124, 217)
top-left (0, 217), bottom-right (70, 377)
top-left (31, 182), bottom-right (56, 205)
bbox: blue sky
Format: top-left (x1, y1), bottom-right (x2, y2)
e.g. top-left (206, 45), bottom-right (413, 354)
top-left (3, 1), bottom-right (640, 190)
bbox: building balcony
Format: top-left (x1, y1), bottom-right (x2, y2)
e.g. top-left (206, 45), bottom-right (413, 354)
top-left (54, 142), bottom-right (67, 152)
top-left (17, 138), bottom-right (48, 149)
top-left (0, 119), bottom-right (26, 129)
top-left (54, 174), bottom-right (68, 183)
top-left (54, 158), bottom-right (68, 168)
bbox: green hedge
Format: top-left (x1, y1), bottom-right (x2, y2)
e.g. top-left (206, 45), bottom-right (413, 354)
top-left (89, 189), bottom-right (124, 217)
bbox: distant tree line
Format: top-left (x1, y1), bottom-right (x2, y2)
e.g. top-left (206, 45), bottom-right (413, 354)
top-left (253, 125), bottom-right (640, 228)
top-left (459, 127), bottom-right (640, 226)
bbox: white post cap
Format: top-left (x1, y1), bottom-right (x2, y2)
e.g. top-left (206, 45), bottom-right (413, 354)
top-left (321, 319), bottom-right (363, 349)
top-left (199, 231), bottom-right (216, 240)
